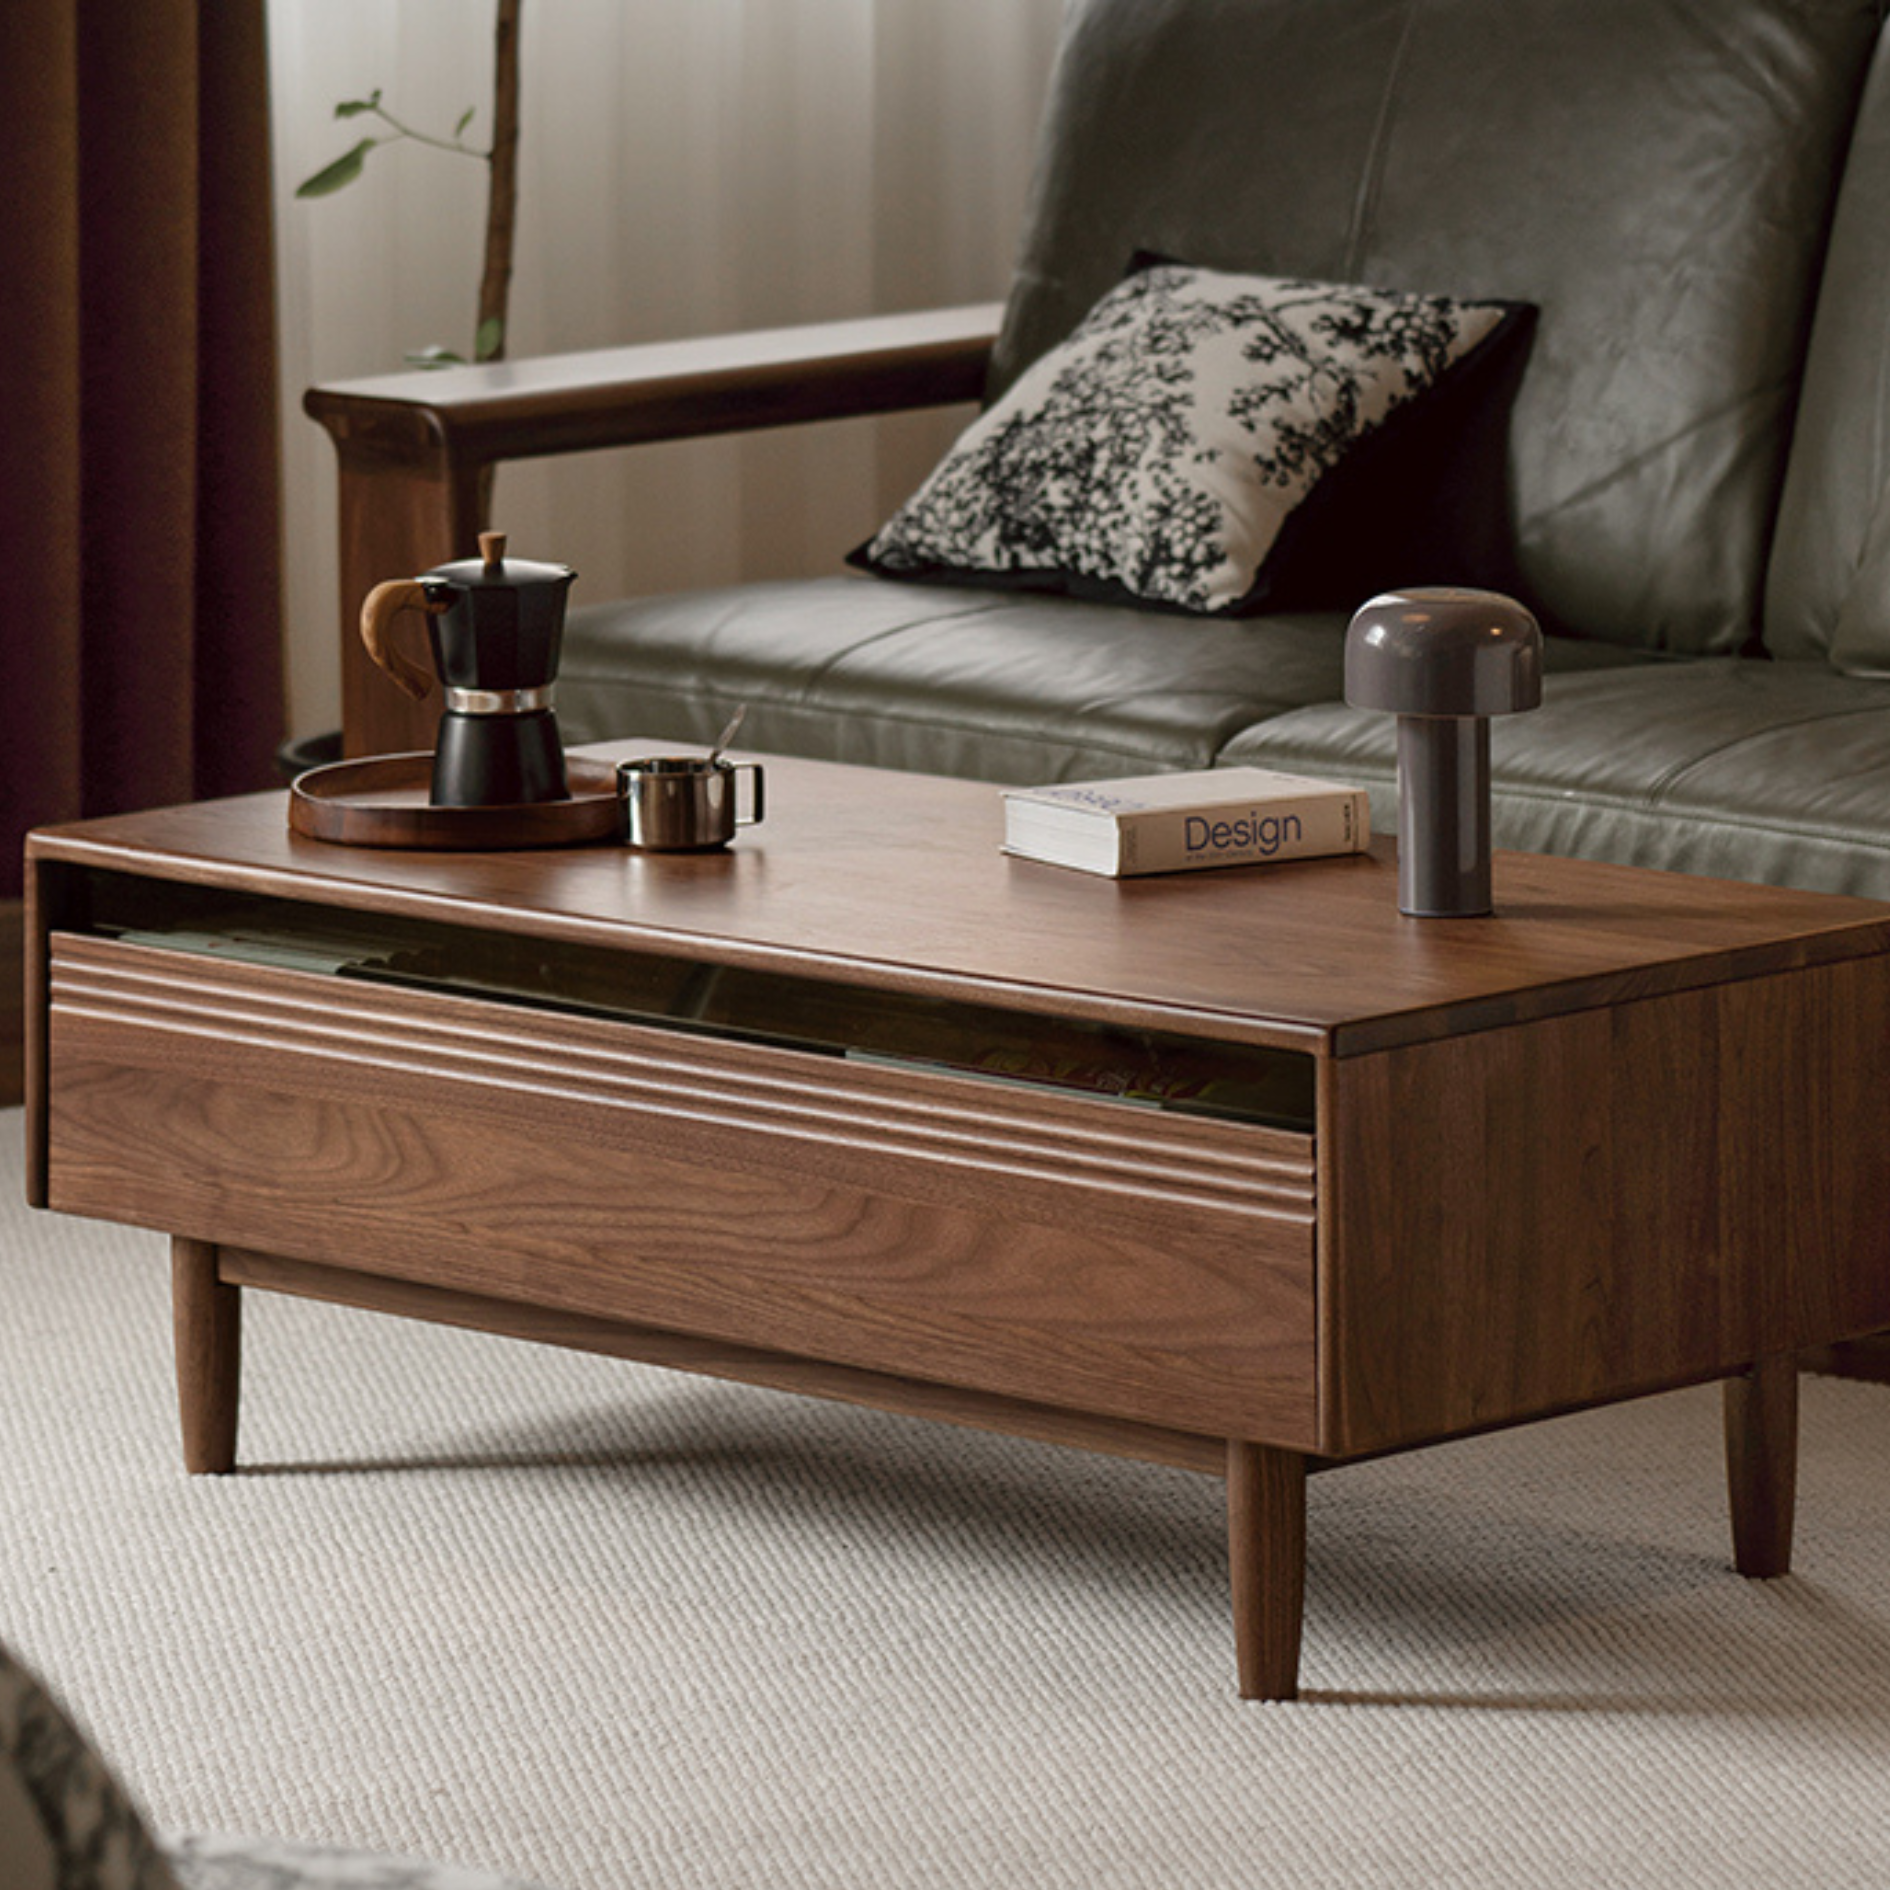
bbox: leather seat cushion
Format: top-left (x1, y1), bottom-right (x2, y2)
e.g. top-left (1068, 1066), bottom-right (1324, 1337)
top-left (560, 576), bottom-right (1356, 782)
top-left (1223, 658), bottom-right (1890, 897)
top-left (558, 576), bottom-right (1635, 786)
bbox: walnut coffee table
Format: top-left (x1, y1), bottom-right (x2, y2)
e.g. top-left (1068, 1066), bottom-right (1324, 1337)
top-left (24, 745), bottom-right (1890, 1699)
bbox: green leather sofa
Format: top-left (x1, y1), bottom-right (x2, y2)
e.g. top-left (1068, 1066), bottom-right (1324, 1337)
top-left (308, 0), bottom-right (1890, 900)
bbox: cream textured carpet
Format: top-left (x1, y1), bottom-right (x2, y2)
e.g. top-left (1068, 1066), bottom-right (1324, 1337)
top-left (7, 1108), bottom-right (1890, 1889)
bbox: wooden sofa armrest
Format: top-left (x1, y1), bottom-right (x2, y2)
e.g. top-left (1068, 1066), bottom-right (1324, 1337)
top-left (303, 302), bottom-right (1001, 756)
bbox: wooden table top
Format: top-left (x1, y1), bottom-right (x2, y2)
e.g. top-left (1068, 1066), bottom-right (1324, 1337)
top-left (30, 743), bottom-right (1890, 1057)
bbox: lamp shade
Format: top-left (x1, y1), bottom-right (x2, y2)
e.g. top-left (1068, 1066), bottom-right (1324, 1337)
top-left (1345, 588), bottom-right (1542, 718)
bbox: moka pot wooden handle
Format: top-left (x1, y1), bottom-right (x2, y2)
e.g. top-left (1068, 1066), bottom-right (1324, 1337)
top-left (359, 579), bottom-right (447, 702)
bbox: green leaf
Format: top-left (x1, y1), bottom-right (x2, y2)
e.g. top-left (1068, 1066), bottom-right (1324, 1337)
top-left (455, 105), bottom-right (476, 138)
top-left (295, 138), bottom-right (376, 198)
top-left (405, 345), bottom-right (468, 369)
top-left (473, 316), bottom-right (504, 362)
top-left (334, 89), bottom-right (382, 118)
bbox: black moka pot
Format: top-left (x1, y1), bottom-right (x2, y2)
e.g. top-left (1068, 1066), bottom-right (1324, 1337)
top-left (360, 531), bottom-right (577, 807)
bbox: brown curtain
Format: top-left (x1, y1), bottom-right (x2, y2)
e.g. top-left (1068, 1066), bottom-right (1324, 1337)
top-left (1, 0), bottom-right (286, 906)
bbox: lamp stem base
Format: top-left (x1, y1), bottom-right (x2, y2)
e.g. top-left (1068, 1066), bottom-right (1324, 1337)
top-left (1396, 715), bottom-right (1491, 917)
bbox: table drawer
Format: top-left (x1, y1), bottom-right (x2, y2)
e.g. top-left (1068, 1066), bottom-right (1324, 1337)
top-left (45, 933), bottom-right (1319, 1446)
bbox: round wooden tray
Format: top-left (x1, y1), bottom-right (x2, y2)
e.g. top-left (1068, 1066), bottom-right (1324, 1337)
top-left (288, 753), bottom-right (625, 850)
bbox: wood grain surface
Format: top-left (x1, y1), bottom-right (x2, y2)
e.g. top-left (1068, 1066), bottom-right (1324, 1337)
top-left (304, 304), bottom-right (1001, 463)
top-left (216, 1247), bottom-right (1233, 1476)
top-left (28, 754), bottom-right (1890, 1461)
top-left (172, 1237), bottom-right (240, 1474)
top-left (1319, 955), bottom-right (1890, 1455)
top-left (1725, 1353), bottom-right (1798, 1578)
top-left (28, 747), bottom-right (1890, 1061)
top-left (46, 934), bottom-right (1319, 1445)
top-left (1227, 1441), bottom-right (1307, 1701)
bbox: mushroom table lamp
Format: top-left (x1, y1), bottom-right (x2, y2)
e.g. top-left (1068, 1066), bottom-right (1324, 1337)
top-left (1344, 587), bottom-right (1543, 917)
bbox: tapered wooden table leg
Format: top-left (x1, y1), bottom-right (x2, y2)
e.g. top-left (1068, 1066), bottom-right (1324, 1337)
top-left (173, 1238), bottom-right (240, 1474)
top-left (1724, 1352), bottom-right (1797, 1578)
top-left (1227, 1439), bottom-right (1306, 1701)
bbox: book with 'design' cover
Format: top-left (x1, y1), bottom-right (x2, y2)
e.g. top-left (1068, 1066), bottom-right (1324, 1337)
top-left (1002, 766), bottom-right (1370, 878)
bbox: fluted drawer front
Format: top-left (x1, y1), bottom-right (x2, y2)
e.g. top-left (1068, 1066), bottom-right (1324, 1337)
top-left (47, 934), bottom-right (1318, 1444)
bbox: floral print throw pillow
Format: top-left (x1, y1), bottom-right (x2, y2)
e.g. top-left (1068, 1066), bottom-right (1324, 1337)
top-left (852, 262), bottom-right (1525, 616)
top-left (0, 1640), bottom-right (179, 1890)
top-left (0, 1639), bottom-right (559, 1890)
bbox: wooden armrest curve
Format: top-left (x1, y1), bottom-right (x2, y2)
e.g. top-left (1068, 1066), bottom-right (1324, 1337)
top-left (304, 301), bottom-right (1001, 468)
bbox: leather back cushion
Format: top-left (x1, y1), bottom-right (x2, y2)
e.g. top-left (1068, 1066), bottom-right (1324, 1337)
top-left (990, 0), bottom-right (1881, 655)
top-left (1767, 28), bottom-right (1890, 675)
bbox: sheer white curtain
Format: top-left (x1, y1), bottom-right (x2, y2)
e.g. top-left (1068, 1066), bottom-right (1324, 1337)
top-left (267, 0), bottom-right (1066, 740)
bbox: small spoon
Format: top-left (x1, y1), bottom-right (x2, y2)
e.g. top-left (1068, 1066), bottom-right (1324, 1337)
top-left (708, 705), bottom-right (747, 765)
